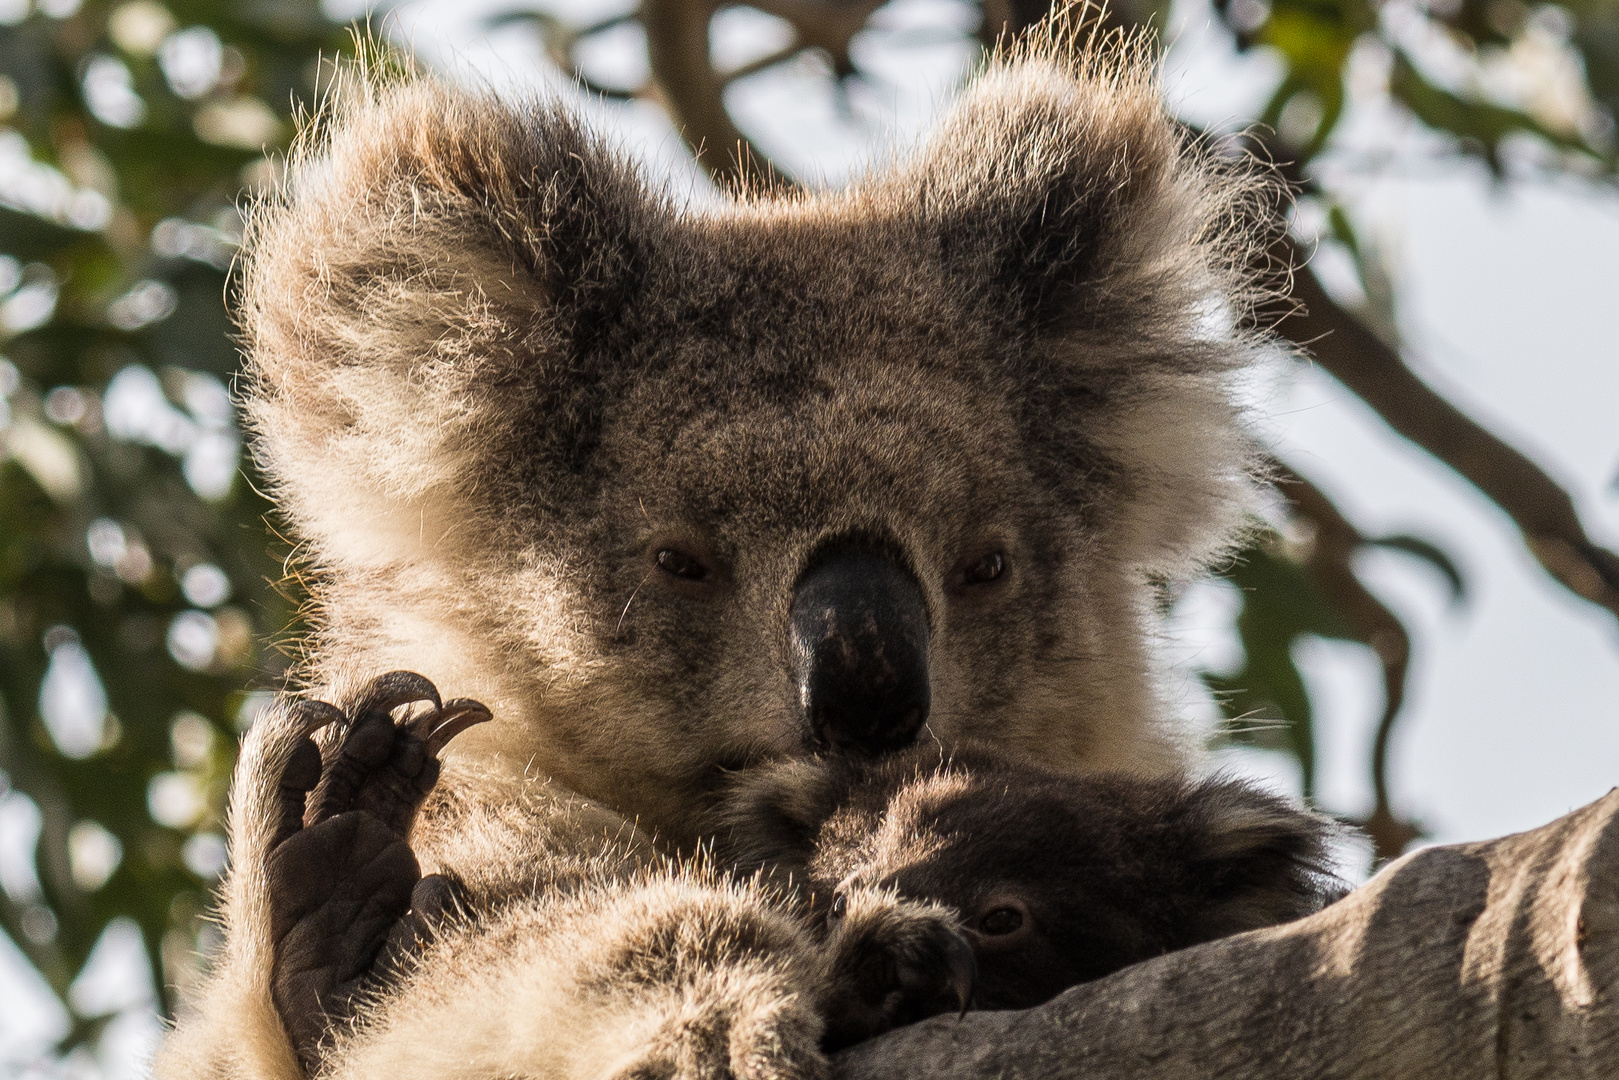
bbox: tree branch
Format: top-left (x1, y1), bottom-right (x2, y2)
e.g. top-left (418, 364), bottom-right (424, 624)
top-left (1281, 257), bottom-right (1619, 620)
top-left (641, 0), bottom-right (887, 185)
top-left (835, 787), bottom-right (1619, 1079)
top-left (641, 0), bottom-right (772, 184)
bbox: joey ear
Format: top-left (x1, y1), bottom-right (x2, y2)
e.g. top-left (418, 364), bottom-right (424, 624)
top-left (1185, 779), bottom-right (1345, 935)
top-left (712, 759), bottom-right (849, 874)
top-left (240, 73), bottom-right (656, 556)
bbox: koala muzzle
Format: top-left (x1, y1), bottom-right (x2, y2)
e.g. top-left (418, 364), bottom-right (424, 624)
top-left (789, 548), bottom-right (930, 755)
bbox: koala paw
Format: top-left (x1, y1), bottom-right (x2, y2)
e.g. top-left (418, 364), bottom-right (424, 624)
top-left (604, 984), bottom-right (829, 1080)
top-left (265, 672), bottom-right (490, 1072)
top-left (818, 888), bottom-right (977, 1051)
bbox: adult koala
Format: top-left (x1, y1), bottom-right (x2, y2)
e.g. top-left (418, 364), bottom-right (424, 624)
top-left (155, 20), bottom-right (1282, 1080)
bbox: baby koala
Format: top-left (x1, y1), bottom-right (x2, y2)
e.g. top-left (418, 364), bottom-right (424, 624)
top-left (715, 744), bottom-right (1345, 1045)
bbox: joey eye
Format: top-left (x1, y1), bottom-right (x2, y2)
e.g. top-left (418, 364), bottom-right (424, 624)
top-left (977, 907), bottom-right (1023, 936)
top-left (961, 551), bottom-right (1005, 586)
top-left (655, 548), bottom-right (709, 582)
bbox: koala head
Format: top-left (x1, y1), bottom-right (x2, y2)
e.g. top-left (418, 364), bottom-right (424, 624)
top-left (716, 745), bottom-right (1344, 1010)
top-left (240, 34), bottom-right (1281, 843)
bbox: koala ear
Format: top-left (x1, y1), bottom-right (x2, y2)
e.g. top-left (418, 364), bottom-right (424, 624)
top-left (874, 23), bottom-right (1284, 584)
top-left (1180, 778), bottom-right (1346, 939)
top-left (240, 72), bottom-right (653, 566)
top-left (896, 27), bottom-right (1271, 338)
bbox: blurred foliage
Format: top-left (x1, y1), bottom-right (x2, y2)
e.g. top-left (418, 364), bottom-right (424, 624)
top-left (1205, 526), bottom-right (1464, 790)
top-left (1187, 0), bottom-right (1611, 843)
top-left (0, 0), bottom-right (1613, 1065)
top-left (0, 0), bottom-right (343, 1063)
top-left (1215, 0), bottom-right (1617, 171)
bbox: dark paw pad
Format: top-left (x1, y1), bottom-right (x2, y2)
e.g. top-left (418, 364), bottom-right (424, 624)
top-left (265, 673), bottom-right (489, 1072)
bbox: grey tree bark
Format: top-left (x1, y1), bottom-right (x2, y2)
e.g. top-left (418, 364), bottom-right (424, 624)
top-left (834, 788), bottom-right (1619, 1079)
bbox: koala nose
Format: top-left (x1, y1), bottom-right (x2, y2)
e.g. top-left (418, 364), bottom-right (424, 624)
top-left (788, 546), bottom-right (930, 755)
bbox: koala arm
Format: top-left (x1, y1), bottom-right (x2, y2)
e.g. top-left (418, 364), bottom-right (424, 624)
top-left (152, 685), bottom-right (668, 1080)
top-left (156, 681), bottom-right (944, 1080)
top-left (318, 870), bottom-right (832, 1080)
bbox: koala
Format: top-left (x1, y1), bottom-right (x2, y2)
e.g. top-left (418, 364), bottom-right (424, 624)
top-left (154, 18), bottom-right (1286, 1080)
top-left (715, 744), bottom-right (1344, 1042)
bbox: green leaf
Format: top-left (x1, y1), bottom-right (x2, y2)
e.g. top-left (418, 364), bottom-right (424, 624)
top-left (1388, 49), bottom-right (1602, 172)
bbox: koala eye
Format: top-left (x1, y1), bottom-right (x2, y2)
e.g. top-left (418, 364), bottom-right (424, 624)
top-left (960, 551), bottom-right (1005, 586)
top-left (977, 906), bottom-right (1023, 935)
top-left (655, 548), bottom-right (710, 582)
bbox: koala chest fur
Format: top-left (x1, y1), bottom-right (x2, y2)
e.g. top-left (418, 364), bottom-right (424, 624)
top-left (155, 19), bottom-right (1289, 1080)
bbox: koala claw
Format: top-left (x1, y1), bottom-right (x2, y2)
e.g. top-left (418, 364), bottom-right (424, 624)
top-left (354, 670), bottom-right (443, 716)
top-left (264, 674), bottom-right (488, 1074)
top-left (883, 914), bottom-right (977, 1020)
top-left (288, 698), bottom-right (347, 739)
top-left (941, 932), bottom-right (977, 1018)
top-left (413, 697), bottom-right (494, 756)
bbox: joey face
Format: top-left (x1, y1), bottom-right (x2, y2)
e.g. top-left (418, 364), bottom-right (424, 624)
top-left (799, 755), bottom-right (1182, 1011)
top-left (713, 745), bottom-right (1341, 1019)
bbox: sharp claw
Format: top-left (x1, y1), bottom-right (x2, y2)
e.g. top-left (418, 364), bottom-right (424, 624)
top-left (357, 671), bottom-right (443, 719)
top-left (944, 930), bottom-right (978, 1018)
top-left (289, 699), bottom-right (346, 738)
top-left (424, 699), bottom-right (492, 756)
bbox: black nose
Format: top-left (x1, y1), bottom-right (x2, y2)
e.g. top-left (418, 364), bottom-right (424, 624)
top-left (788, 545), bottom-right (930, 755)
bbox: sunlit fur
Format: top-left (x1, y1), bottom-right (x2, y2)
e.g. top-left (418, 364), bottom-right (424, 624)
top-left (156, 17), bottom-right (1285, 1080)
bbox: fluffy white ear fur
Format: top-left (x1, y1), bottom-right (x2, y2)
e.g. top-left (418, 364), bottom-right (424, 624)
top-left (887, 29), bottom-right (1278, 586)
top-left (240, 77), bottom-right (652, 577)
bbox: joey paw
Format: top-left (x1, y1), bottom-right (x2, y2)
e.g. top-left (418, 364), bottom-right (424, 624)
top-left (265, 672), bottom-right (489, 1072)
top-left (818, 890), bottom-right (977, 1051)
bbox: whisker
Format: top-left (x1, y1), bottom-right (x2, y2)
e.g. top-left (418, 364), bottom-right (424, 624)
top-left (616, 571), bottom-right (655, 634)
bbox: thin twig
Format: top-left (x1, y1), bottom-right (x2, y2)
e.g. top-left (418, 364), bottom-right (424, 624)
top-left (1281, 241), bottom-right (1619, 621)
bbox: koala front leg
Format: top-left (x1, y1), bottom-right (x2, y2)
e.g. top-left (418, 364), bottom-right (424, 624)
top-left (320, 869), bottom-right (843, 1080)
top-left (266, 672), bottom-right (488, 1069)
top-left (152, 673), bottom-right (486, 1080)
